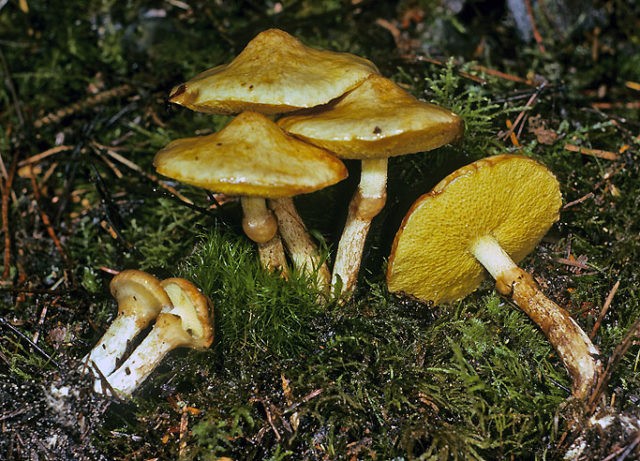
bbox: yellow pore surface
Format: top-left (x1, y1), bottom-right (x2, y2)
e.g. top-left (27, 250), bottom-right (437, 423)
top-left (278, 74), bottom-right (463, 159)
top-left (169, 28), bottom-right (378, 115)
top-left (153, 111), bottom-right (348, 198)
top-left (386, 154), bottom-right (562, 305)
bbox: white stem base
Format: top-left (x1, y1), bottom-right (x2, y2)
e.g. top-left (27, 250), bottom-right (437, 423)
top-left (331, 158), bottom-right (388, 299)
top-left (81, 314), bottom-right (140, 377)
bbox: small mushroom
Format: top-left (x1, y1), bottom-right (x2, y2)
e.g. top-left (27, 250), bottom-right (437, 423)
top-left (80, 270), bottom-right (172, 377)
top-left (279, 74), bottom-right (463, 297)
top-left (154, 111), bottom-right (347, 277)
top-left (169, 28), bottom-right (378, 115)
top-left (386, 154), bottom-right (602, 399)
top-left (98, 278), bottom-right (214, 396)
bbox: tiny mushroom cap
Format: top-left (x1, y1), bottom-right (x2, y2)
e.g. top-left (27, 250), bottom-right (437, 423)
top-left (81, 269), bottom-right (172, 377)
top-left (99, 278), bottom-right (214, 397)
top-left (278, 73), bottom-right (464, 160)
top-left (387, 154), bottom-right (602, 400)
top-left (387, 154), bottom-right (561, 304)
top-left (279, 74), bottom-right (463, 297)
top-left (169, 28), bottom-right (379, 115)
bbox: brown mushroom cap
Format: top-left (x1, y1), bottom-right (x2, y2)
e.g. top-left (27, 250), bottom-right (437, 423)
top-left (386, 154), bottom-right (562, 304)
top-left (278, 74), bottom-right (463, 160)
top-left (169, 28), bottom-right (379, 115)
top-left (110, 269), bottom-right (172, 327)
top-left (153, 111), bottom-right (348, 198)
top-left (160, 278), bottom-right (214, 349)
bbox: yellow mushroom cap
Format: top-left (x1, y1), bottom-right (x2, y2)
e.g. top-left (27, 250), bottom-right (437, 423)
top-left (386, 154), bottom-right (562, 304)
top-left (153, 111), bottom-right (348, 198)
top-left (110, 269), bottom-right (172, 324)
top-left (161, 278), bottom-right (214, 349)
top-left (169, 28), bottom-right (379, 115)
top-left (278, 74), bottom-right (463, 160)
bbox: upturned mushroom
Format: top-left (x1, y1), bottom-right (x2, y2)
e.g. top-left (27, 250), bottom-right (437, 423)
top-left (279, 74), bottom-right (463, 297)
top-left (154, 111), bottom-right (347, 276)
top-left (386, 154), bottom-right (602, 400)
top-left (97, 278), bottom-right (214, 396)
top-left (80, 270), bottom-right (172, 377)
top-left (166, 28), bottom-right (378, 289)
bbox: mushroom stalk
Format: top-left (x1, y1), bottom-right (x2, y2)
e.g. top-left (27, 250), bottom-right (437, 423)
top-left (240, 196), bottom-right (288, 274)
top-left (471, 235), bottom-right (602, 399)
top-left (95, 313), bottom-right (192, 396)
top-left (269, 197), bottom-right (329, 292)
top-left (82, 315), bottom-right (149, 377)
top-left (332, 158), bottom-right (388, 298)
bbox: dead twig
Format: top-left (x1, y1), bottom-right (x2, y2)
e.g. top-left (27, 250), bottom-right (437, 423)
top-left (27, 167), bottom-right (72, 277)
top-left (589, 317), bottom-right (640, 411)
top-left (524, 0), bottom-right (546, 53)
top-left (563, 192), bottom-right (595, 210)
top-left (2, 153), bottom-right (18, 280)
top-left (590, 280), bottom-right (621, 340)
top-left (564, 143), bottom-right (620, 161)
top-left (92, 142), bottom-right (194, 205)
top-left (33, 84), bottom-right (133, 128)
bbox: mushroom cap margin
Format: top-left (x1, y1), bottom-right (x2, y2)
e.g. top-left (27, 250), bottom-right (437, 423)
top-left (386, 154), bottom-right (562, 305)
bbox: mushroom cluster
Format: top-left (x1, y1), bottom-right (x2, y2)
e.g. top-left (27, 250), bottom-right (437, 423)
top-left (81, 270), bottom-right (214, 397)
top-left (156, 28), bottom-right (462, 298)
top-left (387, 154), bottom-right (602, 400)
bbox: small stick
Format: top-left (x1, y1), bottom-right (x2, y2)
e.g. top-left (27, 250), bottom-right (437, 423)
top-left (556, 257), bottom-right (590, 270)
top-left (472, 64), bottom-right (533, 85)
top-left (2, 154), bottom-right (18, 280)
top-left (505, 119), bottom-right (520, 147)
top-left (33, 84), bottom-right (133, 128)
top-left (564, 143), bottom-right (620, 161)
top-left (95, 144), bottom-right (194, 205)
top-left (524, 0), bottom-right (546, 53)
top-left (18, 145), bottom-right (73, 167)
top-left (28, 167), bottom-right (72, 278)
top-left (499, 83), bottom-right (546, 140)
top-left (590, 280), bottom-right (620, 339)
top-left (563, 192), bottom-right (594, 210)
top-left (32, 301), bottom-right (49, 345)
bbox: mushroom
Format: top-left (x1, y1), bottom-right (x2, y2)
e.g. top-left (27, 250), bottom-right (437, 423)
top-left (386, 154), bottom-right (602, 399)
top-left (167, 28), bottom-right (377, 289)
top-left (80, 270), bottom-right (172, 377)
top-left (153, 111), bottom-right (348, 277)
top-left (279, 74), bottom-right (463, 297)
top-left (98, 277), bottom-right (214, 396)
top-left (169, 28), bottom-right (378, 115)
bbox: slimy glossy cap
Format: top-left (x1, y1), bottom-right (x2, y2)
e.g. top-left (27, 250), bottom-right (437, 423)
top-left (153, 111), bottom-right (348, 198)
top-left (278, 74), bottom-right (463, 160)
top-left (386, 154), bottom-right (562, 304)
top-left (169, 28), bottom-right (379, 115)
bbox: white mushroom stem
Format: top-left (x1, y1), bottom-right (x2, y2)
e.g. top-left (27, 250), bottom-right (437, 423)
top-left (240, 196), bottom-right (288, 275)
top-left (471, 235), bottom-right (602, 399)
top-left (332, 158), bottom-right (388, 298)
top-left (82, 315), bottom-right (149, 377)
top-left (269, 197), bottom-right (330, 293)
top-left (96, 313), bottom-right (194, 396)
